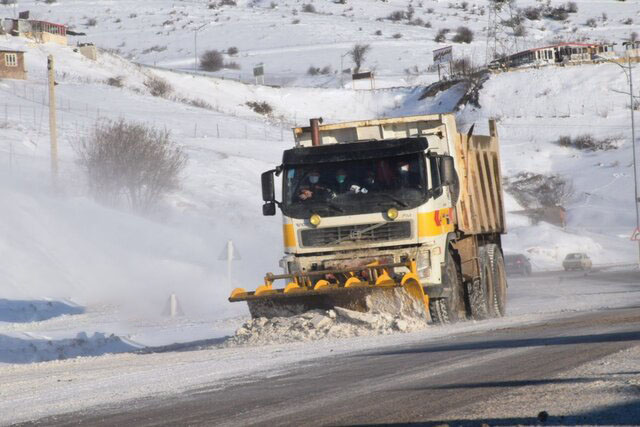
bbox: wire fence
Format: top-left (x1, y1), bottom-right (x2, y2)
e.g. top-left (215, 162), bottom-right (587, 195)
top-left (0, 81), bottom-right (296, 145)
top-left (0, 139), bottom-right (86, 197)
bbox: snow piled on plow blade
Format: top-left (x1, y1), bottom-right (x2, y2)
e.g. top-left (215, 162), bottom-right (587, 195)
top-left (227, 288), bottom-right (429, 346)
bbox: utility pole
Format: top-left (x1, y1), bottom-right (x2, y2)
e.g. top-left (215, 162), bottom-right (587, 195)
top-left (340, 52), bottom-right (350, 88)
top-left (627, 54), bottom-right (640, 267)
top-left (340, 54), bottom-right (344, 88)
top-left (596, 51), bottom-right (639, 267)
top-left (194, 22), bottom-right (209, 72)
top-left (47, 55), bottom-right (58, 184)
top-left (194, 30), bottom-right (198, 71)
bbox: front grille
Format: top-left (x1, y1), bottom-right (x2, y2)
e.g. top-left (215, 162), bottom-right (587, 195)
top-left (300, 221), bottom-right (412, 247)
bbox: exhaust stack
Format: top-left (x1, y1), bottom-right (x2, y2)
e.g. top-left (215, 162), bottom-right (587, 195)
top-left (310, 118), bottom-right (323, 146)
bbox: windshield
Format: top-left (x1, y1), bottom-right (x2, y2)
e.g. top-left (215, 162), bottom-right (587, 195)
top-left (282, 153), bottom-right (427, 218)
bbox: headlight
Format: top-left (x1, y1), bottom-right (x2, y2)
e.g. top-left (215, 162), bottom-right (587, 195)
top-left (417, 250), bottom-right (431, 279)
top-left (387, 207), bottom-right (399, 220)
top-left (309, 213), bottom-right (321, 226)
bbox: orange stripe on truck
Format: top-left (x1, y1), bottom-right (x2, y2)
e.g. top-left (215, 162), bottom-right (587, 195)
top-left (283, 224), bottom-right (296, 248)
top-left (418, 209), bottom-right (454, 237)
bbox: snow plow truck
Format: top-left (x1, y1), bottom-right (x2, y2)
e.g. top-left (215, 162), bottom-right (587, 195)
top-left (229, 113), bottom-right (507, 324)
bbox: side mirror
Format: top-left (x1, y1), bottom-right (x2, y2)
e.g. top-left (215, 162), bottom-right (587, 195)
top-left (262, 202), bottom-right (276, 216)
top-left (261, 171), bottom-right (275, 202)
top-left (440, 156), bottom-right (455, 185)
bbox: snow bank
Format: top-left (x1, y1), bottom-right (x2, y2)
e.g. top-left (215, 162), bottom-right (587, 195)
top-left (227, 289), bottom-right (430, 346)
top-left (0, 299), bottom-right (84, 323)
top-left (228, 308), bottom-right (428, 346)
top-left (0, 332), bottom-right (139, 364)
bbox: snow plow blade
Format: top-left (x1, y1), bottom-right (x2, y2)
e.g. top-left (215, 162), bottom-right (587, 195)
top-left (229, 261), bottom-right (429, 318)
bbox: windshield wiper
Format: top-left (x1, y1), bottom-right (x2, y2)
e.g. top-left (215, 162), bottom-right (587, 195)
top-left (378, 193), bottom-right (408, 207)
top-left (296, 200), bottom-right (344, 213)
top-left (325, 201), bottom-right (345, 213)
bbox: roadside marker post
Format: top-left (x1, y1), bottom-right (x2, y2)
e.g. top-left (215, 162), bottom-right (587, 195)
top-left (162, 293), bottom-right (184, 317)
top-left (219, 240), bottom-right (241, 288)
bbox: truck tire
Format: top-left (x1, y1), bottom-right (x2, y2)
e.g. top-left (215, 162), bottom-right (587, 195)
top-left (467, 246), bottom-right (492, 320)
top-left (429, 246), bottom-right (463, 324)
top-left (486, 244), bottom-right (508, 317)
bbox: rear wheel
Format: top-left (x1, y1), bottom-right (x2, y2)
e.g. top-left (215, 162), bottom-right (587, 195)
top-left (486, 244), bottom-right (508, 317)
top-left (429, 246), bottom-right (463, 324)
top-left (467, 246), bottom-right (492, 320)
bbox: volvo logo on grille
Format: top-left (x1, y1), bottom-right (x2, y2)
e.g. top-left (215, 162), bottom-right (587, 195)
top-left (300, 221), bottom-right (411, 247)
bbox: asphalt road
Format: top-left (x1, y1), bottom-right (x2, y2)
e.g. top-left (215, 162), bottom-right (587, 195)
top-left (31, 270), bottom-right (640, 427)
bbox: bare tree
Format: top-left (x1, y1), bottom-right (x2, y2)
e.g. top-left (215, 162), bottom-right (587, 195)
top-left (76, 119), bottom-right (187, 212)
top-left (452, 26), bottom-right (474, 43)
top-left (451, 57), bottom-right (473, 77)
top-left (144, 76), bottom-right (172, 97)
top-left (200, 50), bottom-right (224, 71)
top-left (349, 44), bottom-right (370, 73)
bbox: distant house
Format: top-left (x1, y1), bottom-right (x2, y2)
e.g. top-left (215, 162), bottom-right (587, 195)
top-left (623, 41), bottom-right (640, 60)
top-left (489, 42), bottom-right (617, 70)
top-left (2, 18), bottom-right (67, 45)
top-left (0, 48), bottom-right (27, 80)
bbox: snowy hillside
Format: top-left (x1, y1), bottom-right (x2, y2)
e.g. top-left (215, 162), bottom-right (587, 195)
top-left (0, 0), bottom-right (638, 364)
top-left (3, 0), bottom-right (639, 86)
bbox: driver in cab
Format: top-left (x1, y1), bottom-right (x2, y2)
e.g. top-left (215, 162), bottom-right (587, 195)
top-left (297, 170), bottom-right (333, 201)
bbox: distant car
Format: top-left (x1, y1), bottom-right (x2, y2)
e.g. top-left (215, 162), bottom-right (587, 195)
top-left (563, 253), bottom-right (592, 271)
top-left (504, 254), bottom-right (532, 276)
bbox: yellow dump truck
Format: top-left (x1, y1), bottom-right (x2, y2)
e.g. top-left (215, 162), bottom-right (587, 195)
top-left (230, 113), bottom-right (507, 323)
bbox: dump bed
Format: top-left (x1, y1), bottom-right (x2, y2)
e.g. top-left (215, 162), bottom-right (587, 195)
top-left (453, 119), bottom-right (505, 235)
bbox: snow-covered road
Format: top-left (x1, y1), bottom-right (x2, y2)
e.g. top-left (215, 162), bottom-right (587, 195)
top-left (1, 268), bottom-right (639, 425)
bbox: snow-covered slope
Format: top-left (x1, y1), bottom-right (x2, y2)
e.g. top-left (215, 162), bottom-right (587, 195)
top-left (4, 0), bottom-right (639, 86)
